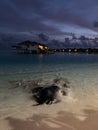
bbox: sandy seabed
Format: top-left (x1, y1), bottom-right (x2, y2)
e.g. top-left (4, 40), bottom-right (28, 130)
top-left (1, 106), bottom-right (98, 130)
top-left (0, 110), bottom-right (98, 130)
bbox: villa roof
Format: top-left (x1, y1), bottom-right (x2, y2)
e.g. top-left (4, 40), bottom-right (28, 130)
top-left (17, 41), bottom-right (48, 47)
top-left (18, 41), bottom-right (37, 46)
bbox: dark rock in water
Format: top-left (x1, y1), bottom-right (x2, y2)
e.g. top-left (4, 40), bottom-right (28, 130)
top-left (61, 90), bottom-right (67, 96)
top-left (8, 79), bottom-right (42, 90)
top-left (32, 85), bottom-right (60, 105)
top-left (63, 83), bottom-right (70, 88)
top-left (9, 77), bottom-right (71, 105)
top-left (53, 77), bottom-right (70, 85)
top-left (8, 80), bottom-right (23, 88)
top-left (32, 87), bottom-right (43, 94)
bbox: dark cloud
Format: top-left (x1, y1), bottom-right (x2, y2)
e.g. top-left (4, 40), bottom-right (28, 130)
top-left (1, 0), bottom-right (98, 33)
top-left (0, 0), bottom-right (59, 34)
top-left (0, 0), bottom-right (98, 48)
top-left (37, 33), bottom-right (49, 41)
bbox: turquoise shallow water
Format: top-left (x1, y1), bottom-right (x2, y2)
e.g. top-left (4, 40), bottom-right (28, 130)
top-left (0, 51), bottom-right (98, 119)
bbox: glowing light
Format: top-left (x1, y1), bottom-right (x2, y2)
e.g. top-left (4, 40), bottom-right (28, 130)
top-left (38, 45), bottom-right (44, 50)
top-left (74, 49), bottom-right (77, 52)
top-left (45, 46), bottom-right (48, 49)
top-left (86, 49), bottom-right (88, 52)
top-left (69, 49), bottom-right (71, 52)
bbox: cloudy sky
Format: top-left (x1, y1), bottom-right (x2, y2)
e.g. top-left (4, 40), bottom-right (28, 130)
top-left (0, 0), bottom-right (98, 44)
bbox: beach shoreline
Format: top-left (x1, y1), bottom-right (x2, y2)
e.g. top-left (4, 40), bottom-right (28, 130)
top-left (1, 53), bottom-right (98, 129)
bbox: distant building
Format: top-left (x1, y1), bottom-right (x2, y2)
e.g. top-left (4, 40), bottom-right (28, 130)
top-left (12, 40), bottom-right (52, 54)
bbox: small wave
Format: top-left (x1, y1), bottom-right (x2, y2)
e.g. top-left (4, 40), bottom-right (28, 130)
top-left (0, 67), bottom-right (67, 77)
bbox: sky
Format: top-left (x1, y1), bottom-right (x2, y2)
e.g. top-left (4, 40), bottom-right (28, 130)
top-left (0, 0), bottom-right (98, 47)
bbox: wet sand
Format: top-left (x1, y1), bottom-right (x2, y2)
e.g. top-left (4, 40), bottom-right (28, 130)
top-left (1, 109), bottom-right (98, 130)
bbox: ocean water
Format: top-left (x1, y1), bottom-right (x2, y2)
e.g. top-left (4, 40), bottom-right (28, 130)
top-left (0, 51), bottom-right (98, 119)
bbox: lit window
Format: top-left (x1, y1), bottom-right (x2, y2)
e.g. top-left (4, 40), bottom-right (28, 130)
top-left (45, 46), bottom-right (48, 49)
top-left (86, 49), bottom-right (88, 52)
top-left (74, 49), bottom-right (77, 52)
top-left (38, 45), bottom-right (44, 50)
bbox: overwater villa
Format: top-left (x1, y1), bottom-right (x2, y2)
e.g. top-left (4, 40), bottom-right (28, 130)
top-left (12, 40), bottom-right (98, 54)
top-left (54, 48), bottom-right (98, 54)
top-left (12, 41), bottom-right (54, 54)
